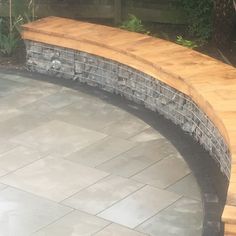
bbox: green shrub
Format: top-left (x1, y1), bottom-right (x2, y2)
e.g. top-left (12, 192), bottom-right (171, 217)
top-left (0, 32), bottom-right (19, 56)
top-left (178, 0), bottom-right (214, 41)
top-left (0, 0), bottom-right (35, 56)
top-left (176, 36), bottom-right (198, 49)
top-left (120, 14), bottom-right (149, 34)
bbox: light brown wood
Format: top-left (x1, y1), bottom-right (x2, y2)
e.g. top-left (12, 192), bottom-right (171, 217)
top-left (21, 18), bottom-right (236, 235)
top-left (223, 206), bottom-right (236, 224)
top-left (225, 223), bottom-right (236, 235)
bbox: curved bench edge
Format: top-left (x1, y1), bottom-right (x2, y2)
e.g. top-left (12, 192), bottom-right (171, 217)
top-left (21, 17), bottom-right (236, 234)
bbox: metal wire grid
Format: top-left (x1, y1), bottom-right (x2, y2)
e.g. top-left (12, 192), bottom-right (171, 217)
top-left (27, 41), bottom-right (231, 178)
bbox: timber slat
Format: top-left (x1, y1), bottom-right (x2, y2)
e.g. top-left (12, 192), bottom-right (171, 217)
top-left (225, 223), bottom-right (236, 235)
top-left (21, 18), bottom-right (236, 235)
top-left (223, 206), bottom-right (236, 224)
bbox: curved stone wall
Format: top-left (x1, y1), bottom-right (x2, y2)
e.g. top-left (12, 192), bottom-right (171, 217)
top-left (25, 40), bottom-right (231, 179)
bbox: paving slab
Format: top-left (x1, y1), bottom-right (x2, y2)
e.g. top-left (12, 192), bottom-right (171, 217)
top-left (62, 175), bottom-right (144, 215)
top-left (0, 156), bottom-right (109, 202)
top-left (49, 99), bottom-right (129, 131)
top-left (132, 155), bottom-right (191, 189)
top-left (0, 183), bottom-right (7, 192)
top-left (97, 139), bottom-right (178, 178)
top-left (20, 89), bottom-right (81, 115)
top-left (0, 85), bottom-right (61, 109)
top-left (0, 107), bottom-right (23, 123)
top-left (32, 210), bottom-right (110, 236)
top-left (0, 78), bottom-right (27, 97)
top-left (94, 223), bottom-right (148, 236)
top-left (0, 113), bottom-right (50, 140)
top-left (0, 187), bottom-right (72, 236)
top-left (98, 185), bottom-right (181, 228)
top-left (167, 174), bottom-right (202, 201)
top-left (137, 197), bottom-right (203, 236)
top-left (65, 136), bottom-right (136, 167)
top-left (128, 127), bottom-right (164, 142)
top-left (0, 141), bottom-right (18, 155)
top-left (11, 120), bottom-right (107, 157)
top-left (101, 115), bottom-right (150, 139)
top-left (0, 146), bottom-right (42, 177)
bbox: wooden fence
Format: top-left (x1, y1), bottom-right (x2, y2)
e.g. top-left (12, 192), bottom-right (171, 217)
top-left (0, 0), bottom-right (187, 24)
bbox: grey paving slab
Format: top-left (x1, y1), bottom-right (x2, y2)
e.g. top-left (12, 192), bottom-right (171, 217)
top-left (0, 146), bottom-right (42, 177)
top-left (0, 141), bottom-right (18, 155)
top-left (94, 223), bottom-right (148, 236)
top-left (0, 73), bottom-right (45, 85)
top-left (137, 197), bottom-right (203, 236)
top-left (0, 183), bottom-right (7, 192)
top-left (49, 98), bottom-right (129, 131)
top-left (98, 185), bottom-right (181, 228)
top-left (132, 155), bottom-right (191, 189)
top-left (0, 113), bottom-right (50, 140)
top-left (20, 89), bottom-right (81, 115)
top-left (0, 73), bottom-right (36, 83)
top-left (167, 174), bottom-right (202, 201)
top-left (62, 175), bottom-right (144, 215)
top-left (65, 136), bottom-right (136, 167)
top-left (129, 127), bottom-right (164, 143)
top-left (0, 107), bottom-right (23, 122)
top-left (0, 85), bottom-right (60, 110)
top-left (0, 78), bottom-right (27, 97)
top-left (11, 120), bottom-right (107, 157)
top-left (101, 115), bottom-right (150, 139)
top-left (1, 74), bottom-right (62, 92)
top-left (0, 156), bottom-right (109, 202)
top-left (97, 139), bottom-right (178, 178)
top-left (32, 210), bottom-right (110, 236)
top-left (0, 169), bottom-right (8, 177)
top-left (0, 187), bottom-right (72, 236)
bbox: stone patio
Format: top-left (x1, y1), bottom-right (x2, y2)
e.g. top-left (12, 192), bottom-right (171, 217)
top-left (0, 72), bottom-right (203, 236)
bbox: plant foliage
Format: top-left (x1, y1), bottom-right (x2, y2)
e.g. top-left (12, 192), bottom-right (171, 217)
top-left (178, 0), bottom-right (214, 41)
top-left (120, 14), bottom-right (149, 34)
top-left (0, 32), bottom-right (19, 56)
top-left (0, 0), bottom-right (35, 56)
top-left (176, 36), bottom-right (198, 49)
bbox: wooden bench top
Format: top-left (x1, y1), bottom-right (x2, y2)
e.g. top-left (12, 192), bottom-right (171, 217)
top-left (21, 17), bottom-right (236, 233)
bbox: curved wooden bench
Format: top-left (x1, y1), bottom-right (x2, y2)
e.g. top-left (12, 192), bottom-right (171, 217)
top-left (21, 16), bottom-right (236, 235)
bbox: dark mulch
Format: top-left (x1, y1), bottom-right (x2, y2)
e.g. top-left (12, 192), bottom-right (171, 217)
top-left (0, 42), bottom-right (26, 70)
top-left (197, 42), bottom-right (236, 66)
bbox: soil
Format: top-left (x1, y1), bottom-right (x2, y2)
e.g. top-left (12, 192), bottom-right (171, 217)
top-left (197, 42), bottom-right (236, 67)
top-left (0, 42), bottom-right (26, 70)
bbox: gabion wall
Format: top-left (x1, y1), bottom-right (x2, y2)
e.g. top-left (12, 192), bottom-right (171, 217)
top-left (25, 40), bottom-right (231, 179)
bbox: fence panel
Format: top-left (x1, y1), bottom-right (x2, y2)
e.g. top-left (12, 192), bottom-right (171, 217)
top-left (0, 0), bottom-right (187, 24)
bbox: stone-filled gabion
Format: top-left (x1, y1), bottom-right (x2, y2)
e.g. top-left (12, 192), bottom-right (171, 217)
top-left (25, 40), bottom-right (231, 179)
